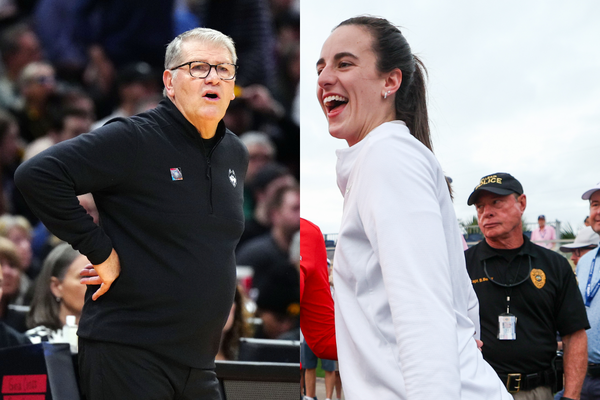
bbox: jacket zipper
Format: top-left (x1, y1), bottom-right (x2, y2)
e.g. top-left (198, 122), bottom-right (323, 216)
top-left (204, 134), bottom-right (225, 215)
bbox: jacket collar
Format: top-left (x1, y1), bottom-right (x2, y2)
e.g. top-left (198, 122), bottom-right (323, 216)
top-left (158, 98), bottom-right (226, 142)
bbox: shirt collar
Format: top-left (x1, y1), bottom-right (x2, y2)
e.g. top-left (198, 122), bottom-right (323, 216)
top-left (479, 234), bottom-right (537, 261)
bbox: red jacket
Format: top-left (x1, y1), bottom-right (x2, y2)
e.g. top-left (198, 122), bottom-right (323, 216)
top-left (300, 218), bottom-right (337, 360)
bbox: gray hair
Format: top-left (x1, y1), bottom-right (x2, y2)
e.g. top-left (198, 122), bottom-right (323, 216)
top-left (164, 27), bottom-right (237, 70)
top-left (18, 61), bottom-right (54, 88)
top-left (240, 131), bottom-right (276, 156)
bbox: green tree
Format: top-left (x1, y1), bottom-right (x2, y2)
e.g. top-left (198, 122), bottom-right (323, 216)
top-left (460, 216), bottom-right (480, 235)
top-left (560, 223), bottom-right (575, 240)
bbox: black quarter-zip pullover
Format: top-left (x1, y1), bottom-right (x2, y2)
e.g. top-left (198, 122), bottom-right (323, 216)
top-left (15, 98), bottom-right (248, 368)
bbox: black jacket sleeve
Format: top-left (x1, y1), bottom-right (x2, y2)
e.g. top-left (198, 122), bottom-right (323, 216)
top-left (14, 119), bottom-right (139, 264)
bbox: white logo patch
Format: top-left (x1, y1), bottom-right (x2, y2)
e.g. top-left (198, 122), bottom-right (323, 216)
top-left (228, 169), bottom-right (237, 187)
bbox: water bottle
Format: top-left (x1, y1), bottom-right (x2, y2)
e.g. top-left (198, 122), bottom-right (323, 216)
top-left (62, 315), bottom-right (78, 353)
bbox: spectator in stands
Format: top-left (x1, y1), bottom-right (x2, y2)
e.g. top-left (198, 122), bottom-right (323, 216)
top-left (92, 62), bottom-right (160, 129)
top-left (24, 107), bottom-right (92, 161)
top-left (236, 185), bottom-right (299, 292)
top-left (215, 285), bottom-right (252, 361)
top-left (585, 216), bottom-right (591, 227)
top-left (560, 226), bottom-right (599, 266)
top-left (73, 0), bottom-right (175, 71)
top-left (0, 257), bottom-right (30, 348)
top-left (240, 131), bottom-right (276, 187)
top-left (32, 0), bottom-right (88, 83)
top-left (531, 214), bottom-right (557, 250)
top-left (58, 85), bottom-right (96, 121)
top-left (12, 61), bottom-right (58, 143)
top-left (0, 236), bottom-right (27, 332)
top-left (254, 259), bottom-right (299, 340)
top-left (274, 40), bottom-right (299, 123)
top-left (70, 0), bottom-right (174, 119)
top-left (14, 103), bottom-right (92, 225)
top-left (0, 109), bottom-right (22, 215)
top-left (25, 243), bottom-right (89, 343)
top-left (238, 132), bottom-right (276, 218)
top-left (0, 214), bottom-right (40, 281)
top-left (239, 84), bottom-right (299, 178)
top-left (238, 163), bottom-right (296, 247)
top-left (0, 23), bottom-right (43, 110)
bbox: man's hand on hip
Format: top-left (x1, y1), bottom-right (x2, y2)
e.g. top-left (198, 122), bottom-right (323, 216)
top-left (80, 249), bottom-right (121, 300)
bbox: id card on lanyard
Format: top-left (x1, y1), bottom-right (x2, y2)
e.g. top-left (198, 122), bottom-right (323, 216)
top-left (585, 247), bottom-right (600, 307)
top-left (498, 313), bottom-right (517, 340)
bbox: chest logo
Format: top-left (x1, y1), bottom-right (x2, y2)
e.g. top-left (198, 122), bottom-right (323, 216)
top-left (170, 167), bottom-right (183, 181)
top-left (228, 169), bottom-right (237, 187)
top-left (530, 268), bottom-right (546, 289)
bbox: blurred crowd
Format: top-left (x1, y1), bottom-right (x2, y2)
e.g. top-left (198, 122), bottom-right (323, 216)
top-left (0, 0), bottom-right (300, 360)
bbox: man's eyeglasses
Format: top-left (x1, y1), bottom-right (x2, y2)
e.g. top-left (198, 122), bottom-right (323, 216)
top-left (170, 61), bottom-right (238, 80)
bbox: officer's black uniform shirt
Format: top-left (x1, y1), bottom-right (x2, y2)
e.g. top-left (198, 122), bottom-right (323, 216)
top-left (465, 234), bottom-right (589, 375)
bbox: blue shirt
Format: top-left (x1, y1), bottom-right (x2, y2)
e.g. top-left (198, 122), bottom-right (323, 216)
top-left (577, 246), bottom-right (600, 363)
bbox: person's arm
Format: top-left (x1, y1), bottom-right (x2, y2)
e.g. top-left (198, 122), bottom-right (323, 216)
top-left (357, 134), bottom-right (461, 398)
top-left (561, 329), bottom-right (587, 399)
top-left (15, 120), bottom-right (137, 286)
top-left (300, 218), bottom-right (337, 360)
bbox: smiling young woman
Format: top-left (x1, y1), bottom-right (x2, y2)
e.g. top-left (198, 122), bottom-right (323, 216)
top-left (301, 16), bottom-right (513, 400)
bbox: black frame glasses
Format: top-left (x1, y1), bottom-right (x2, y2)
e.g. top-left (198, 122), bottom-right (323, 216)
top-left (170, 61), bottom-right (238, 80)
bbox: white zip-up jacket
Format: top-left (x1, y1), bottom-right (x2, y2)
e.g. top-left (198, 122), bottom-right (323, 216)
top-left (333, 121), bottom-right (511, 399)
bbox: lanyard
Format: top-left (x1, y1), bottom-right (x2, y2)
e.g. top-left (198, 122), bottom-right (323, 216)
top-left (484, 255), bottom-right (532, 314)
top-left (585, 247), bottom-right (600, 307)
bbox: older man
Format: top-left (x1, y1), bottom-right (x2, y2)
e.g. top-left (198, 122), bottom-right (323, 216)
top-left (15, 28), bottom-right (247, 400)
top-left (572, 182), bottom-right (600, 399)
top-left (560, 226), bottom-right (600, 267)
top-left (465, 173), bottom-right (589, 400)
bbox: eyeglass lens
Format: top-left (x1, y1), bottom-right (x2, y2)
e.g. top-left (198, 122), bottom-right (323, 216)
top-left (190, 62), bottom-right (235, 79)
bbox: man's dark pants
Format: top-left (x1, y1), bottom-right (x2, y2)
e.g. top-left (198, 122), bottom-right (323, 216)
top-left (79, 338), bottom-right (221, 400)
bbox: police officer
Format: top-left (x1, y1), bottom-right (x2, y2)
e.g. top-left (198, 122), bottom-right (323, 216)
top-left (465, 172), bottom-right (589, 400)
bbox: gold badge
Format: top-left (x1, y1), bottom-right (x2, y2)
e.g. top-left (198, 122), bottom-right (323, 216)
top-left (530, 269), bottom-right (546, 289)
top-left (287, 303), bottom-right (300, 316)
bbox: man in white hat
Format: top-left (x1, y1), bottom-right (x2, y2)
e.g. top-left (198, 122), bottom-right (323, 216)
top-left (560, 227), bottom-right (600, 267)
top-left (573, 182), bottom-right (600, 399)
